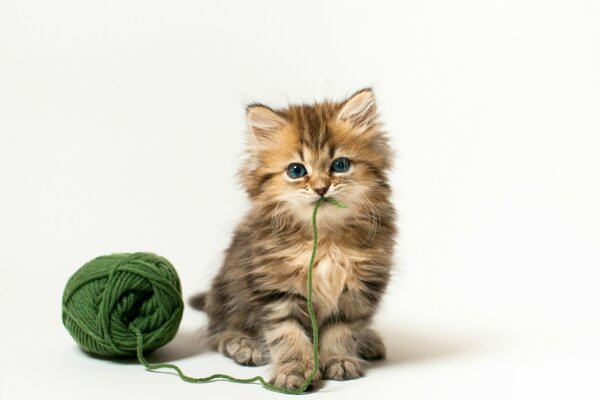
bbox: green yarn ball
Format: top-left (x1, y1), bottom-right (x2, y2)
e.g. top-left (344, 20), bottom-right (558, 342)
top-left (62, 252), bottom-right (184, 358)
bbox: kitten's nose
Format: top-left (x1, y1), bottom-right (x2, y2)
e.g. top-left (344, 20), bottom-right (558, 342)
top-left (313, 185), bottom-right (330, 197)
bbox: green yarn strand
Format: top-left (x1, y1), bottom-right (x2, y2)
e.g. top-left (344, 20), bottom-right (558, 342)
top-left (133, 197), bottom-right (346, 394)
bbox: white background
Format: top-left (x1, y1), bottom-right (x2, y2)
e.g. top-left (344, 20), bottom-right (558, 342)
top-left (1, 1), bottom-right (599, 399)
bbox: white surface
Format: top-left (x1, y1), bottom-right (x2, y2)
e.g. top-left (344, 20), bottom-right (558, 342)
top-left (1, 1), bottom-right (599, 399)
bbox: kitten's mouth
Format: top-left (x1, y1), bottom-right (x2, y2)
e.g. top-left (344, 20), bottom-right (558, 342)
top-left (312, 197), bottom-right (328, 205)
top-left (312, 196), bottom-right (343, 207)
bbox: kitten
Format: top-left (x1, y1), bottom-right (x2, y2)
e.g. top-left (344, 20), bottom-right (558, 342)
top-left (190, 88), bottom-right (396, 390)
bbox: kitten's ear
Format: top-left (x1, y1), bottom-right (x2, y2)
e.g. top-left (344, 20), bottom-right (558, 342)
top-left (337, 88), bottom-right (378, 133)
top-left (246, 104), bottom-right (286, 140)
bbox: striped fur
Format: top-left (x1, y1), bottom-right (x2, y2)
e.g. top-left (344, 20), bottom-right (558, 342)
top-left (192, 89), bottom-right (396, 389)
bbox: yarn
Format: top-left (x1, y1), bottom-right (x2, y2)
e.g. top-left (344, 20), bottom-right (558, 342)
top-left (62, 197), bottom-right (345, 394)
top-left (62, 252), bottom-right (184, 358)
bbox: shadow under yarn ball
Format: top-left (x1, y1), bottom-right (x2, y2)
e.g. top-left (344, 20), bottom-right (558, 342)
top-left (62, 253), bottom-right (184, 358)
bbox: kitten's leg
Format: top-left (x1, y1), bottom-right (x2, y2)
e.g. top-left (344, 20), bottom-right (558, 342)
top-left (355, 327), bottom-right (386, 360)
top-left (210, 330), bottom-right (270, 366)
top-left (262, 294), bottom-right (320, 390)
top-left (319, 322), bottom-right (366, 381)
top-left (264, 320), bottom-right (318, 390)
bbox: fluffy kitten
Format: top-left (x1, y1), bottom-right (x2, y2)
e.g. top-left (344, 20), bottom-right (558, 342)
top-left (190, 88), bottom-right (396, 390)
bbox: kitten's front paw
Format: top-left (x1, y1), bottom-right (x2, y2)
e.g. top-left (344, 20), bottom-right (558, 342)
top-left (269, 360), bottom-right (319, 391)
top-left (321, 356), bottom-right (365, 381)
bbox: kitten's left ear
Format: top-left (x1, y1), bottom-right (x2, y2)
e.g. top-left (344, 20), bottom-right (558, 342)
top-left (337, 88), bottom-right (378, 133)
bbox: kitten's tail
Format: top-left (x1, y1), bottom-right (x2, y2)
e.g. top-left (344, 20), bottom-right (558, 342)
top-left (188, 292), bottom-right (208, 311)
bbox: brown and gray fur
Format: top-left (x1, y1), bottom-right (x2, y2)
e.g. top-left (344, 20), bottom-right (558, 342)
top-left (190, 88), bottom-right (396, 390)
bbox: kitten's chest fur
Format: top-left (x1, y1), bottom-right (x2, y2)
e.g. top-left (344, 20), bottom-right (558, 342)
top-left (285, 239), bottom-right (367, 319)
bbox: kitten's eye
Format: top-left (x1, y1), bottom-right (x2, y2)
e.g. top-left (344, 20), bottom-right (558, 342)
top-left (331, 157), bottom-right (351, 173)
top-left (287, 163), bottom-right (307, 179)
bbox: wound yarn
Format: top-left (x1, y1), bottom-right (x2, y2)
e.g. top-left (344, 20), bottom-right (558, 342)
top-left (62, 252), bottom-right (184, 358)
top-left (62, 197), bottom-right (346, 394)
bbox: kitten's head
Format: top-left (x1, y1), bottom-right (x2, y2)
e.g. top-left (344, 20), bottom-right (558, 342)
top-left (241, 88), bottom-right (392, 225)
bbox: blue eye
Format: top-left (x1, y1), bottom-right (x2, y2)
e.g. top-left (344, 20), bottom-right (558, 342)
top-left (287, 163), bottom-right (307, 179)
top-left (331, 157), bottom-right (351, 173)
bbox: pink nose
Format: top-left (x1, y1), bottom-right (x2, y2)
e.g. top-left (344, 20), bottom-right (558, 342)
top-left (313, 186), bottom-right (329, 197)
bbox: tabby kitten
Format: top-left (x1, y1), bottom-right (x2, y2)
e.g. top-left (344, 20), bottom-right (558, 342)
top-left (190, 88), bottom-right (396, 390)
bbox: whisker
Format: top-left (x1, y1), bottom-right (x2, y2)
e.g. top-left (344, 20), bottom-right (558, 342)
top-left (355, 193), bottom-right (381, 245)
top-left (270, 201), bottom-right (286, 240)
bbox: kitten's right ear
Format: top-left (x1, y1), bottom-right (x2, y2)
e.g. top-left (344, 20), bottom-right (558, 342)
top-left (246, 104), bottom-right (286, 140)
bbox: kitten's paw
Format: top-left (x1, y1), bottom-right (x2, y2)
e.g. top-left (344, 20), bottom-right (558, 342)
top-left (269, 360), bottom-right (319, 391)
top-left (321, 356), bottom-right (364, 381)
top-left (357, 329), bottom-right (386, 360)
top-left (222, 336), bottom-right (269, 366)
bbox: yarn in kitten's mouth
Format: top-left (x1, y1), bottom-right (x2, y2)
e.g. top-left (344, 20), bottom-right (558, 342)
top-left (319, 197), bottom-right (347, 208)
